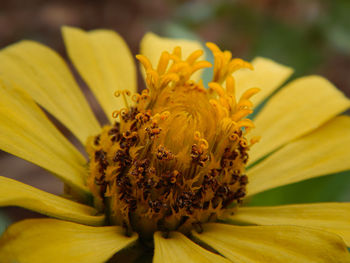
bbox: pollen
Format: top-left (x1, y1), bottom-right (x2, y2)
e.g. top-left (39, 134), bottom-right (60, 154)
top-left (86, 43), bottom-right (259, 238)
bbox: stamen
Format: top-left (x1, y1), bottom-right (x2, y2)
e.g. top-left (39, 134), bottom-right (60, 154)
top-left (208, 82), bottom-right (226, 97)
top-left (121, 90), bottom-right (130, 109)
top-left (159, 73), bottom-right (179, 88)
top-left (172, 46), bottom-right (182, 59)
top-left (239, 87), bottom-right (261, 101)
top-left (157, 51), bottom-right (171, 75)
top-left (206, 42), bottom-right (254, 84)
top-left (228, 58), bottom-right (254, 73)
top-left (186, 49), bottom-right (204, 65)
top-left (136, 54), bottom-right (152, 71)
top-left (250, 136), bottom-right (261, 146)
top-left (225, 75), bottom-right (236, 96)
top-left (237, 100), bottom-right (254, 110)
top-left (114, 90), bottom-right (131, 109)
top-left (239, 138), bottom-right (248, 147)
top-left (194, 131), bottom-right (201, 141)
top-left (206, 42), bottom-right (221, 53)
top-left (112, 110), bottom-right (119, 119)
top-left (229, 133), bottom-right (240, 142)
top-left (237, 119), bottom-right (255, 129)
top-left (231, 109), bottom-right (253, 122)
top-left (190, 61), bottom-right (212, 74)
top-left (198, 138), bottom-right (209, 150)
top-left (132, 94), bottom-right (141, 103)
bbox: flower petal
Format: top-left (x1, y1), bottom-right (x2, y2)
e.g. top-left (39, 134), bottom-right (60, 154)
top-left (249, 76), bottom-right (350, 164)
top-left (230, 203), bottom-right (350, 246)
top-left (0, 82), bottom-right (88, 193)
top-left (0, 219), bottom-right (138, 263)
top-left (233, 57), bottom-right (293, 107)
top-left (247, 116), bottom-right (350, 196)
top-left (0, 41), bottom-right (100, 144)
top-left (192, 223), bottom-right (350, 263)
top-left (62, 26), bottom-right (137, 122)
top-left (0, 176), bottom-right (104, 226)
top-left (140, 32), bottom-right (204, 81)
top-left (153, 231), bottom-right (230, 263)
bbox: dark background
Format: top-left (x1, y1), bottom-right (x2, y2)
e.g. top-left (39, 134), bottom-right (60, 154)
top-left (1, 0), bottom-right (350, 233)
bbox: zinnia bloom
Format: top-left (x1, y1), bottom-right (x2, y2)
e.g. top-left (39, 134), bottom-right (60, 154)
top-left (0, 26), bottom-right (350, 263)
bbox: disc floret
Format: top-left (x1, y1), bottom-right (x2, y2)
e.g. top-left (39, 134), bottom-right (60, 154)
top-left (86, 43), bottom-right (260, 238)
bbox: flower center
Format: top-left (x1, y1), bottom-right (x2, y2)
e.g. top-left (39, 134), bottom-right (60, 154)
top-left (86, 43), bottom-right (260, 238)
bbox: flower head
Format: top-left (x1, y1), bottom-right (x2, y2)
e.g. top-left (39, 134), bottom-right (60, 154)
top-left (0, 27), bottom-right (350, 262)
top-left (87, 42), bottom-right (258, 238)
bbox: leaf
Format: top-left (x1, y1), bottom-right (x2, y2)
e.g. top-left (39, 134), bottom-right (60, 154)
top-left (248, 171), bottom-right (350, 206)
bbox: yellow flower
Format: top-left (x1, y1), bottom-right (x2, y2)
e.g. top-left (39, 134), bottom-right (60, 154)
top-left (0, 26), bottom-right (350, 263)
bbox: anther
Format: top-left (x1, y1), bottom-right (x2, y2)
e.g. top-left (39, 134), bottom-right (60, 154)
top-left (157, 145), bottom-right (174, 161)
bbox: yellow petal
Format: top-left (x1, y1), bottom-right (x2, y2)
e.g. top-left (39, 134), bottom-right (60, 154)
top-left (153, 231), bottom-right (230, 263)
top-left (140, 32), bottom-right (204, 82)
top-left (231, 203), bottom-right (350, 246)
top-left (192, 223), bottom-right (350, 263)
top-left (0, 82), bottom-right (88, 193)
top-left (62, 26), bottom-right (136, 122)
top-left (249, 76), bottom-right (350, 163)
top-left (0, 176), bottom-right (104, 226)
top-left (0, 219), bottom-right (138, 263)
top-left (233, 57), bottom-right (293, 107)
top-left (0, 41), bottom-right (100, 144)
top-left (247, 116), bottom-right (350, 196)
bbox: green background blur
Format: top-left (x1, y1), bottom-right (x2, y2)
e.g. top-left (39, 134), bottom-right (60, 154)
top-left (1, 0), bottom-right (350, 234)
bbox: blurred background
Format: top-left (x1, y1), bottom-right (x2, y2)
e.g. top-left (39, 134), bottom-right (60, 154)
top-left (1, 0), bottom-right (350, 234)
